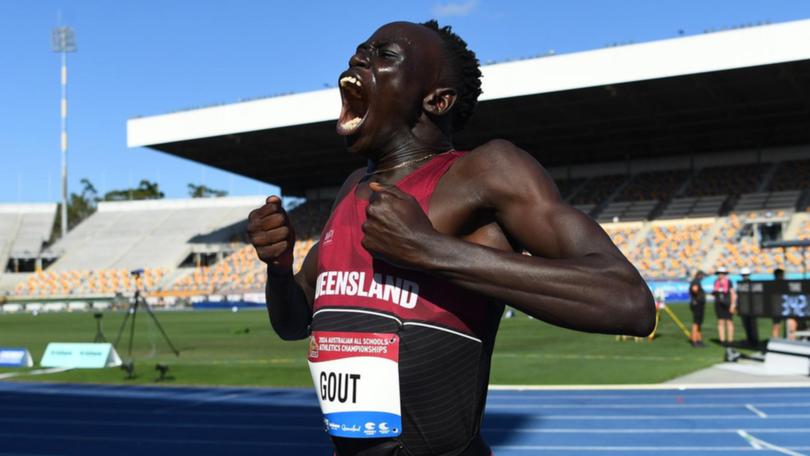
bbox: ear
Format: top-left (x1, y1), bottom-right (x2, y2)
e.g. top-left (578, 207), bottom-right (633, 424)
top-left (422, 87), bottom-right (457, 116)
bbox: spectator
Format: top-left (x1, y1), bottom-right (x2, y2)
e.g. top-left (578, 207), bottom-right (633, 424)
top-left (771, 268), bottom-right (799, 340)
top-left (689, 270), bottom-right (706, 348)
top-left (738, 267), bottom-right (758, 347)
top-left (712, 267), bottom-right (736, 346)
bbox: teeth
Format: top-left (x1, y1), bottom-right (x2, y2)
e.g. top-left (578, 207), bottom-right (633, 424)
top-left (342, 117), bottom-right (362, 130)
top-left (339, 76), bottom-right (362, 88)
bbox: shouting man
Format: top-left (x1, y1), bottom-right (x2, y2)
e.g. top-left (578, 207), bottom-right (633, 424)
top-left (248, 20), bottom-right (655, 456)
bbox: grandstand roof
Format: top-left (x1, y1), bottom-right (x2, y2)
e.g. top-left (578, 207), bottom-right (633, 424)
top-left (128, 19), bottom-right (810, 195)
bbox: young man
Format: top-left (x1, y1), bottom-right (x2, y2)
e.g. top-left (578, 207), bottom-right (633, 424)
top-left (249, 20), bottom-right (656, 456)
top-left (738, 267), bottom-right (759, 347)
top-left (712, 267), bottom-right (736, 346)
top-left (689, 270), bottom-right (706, 347)
top-left (771, 268), bottom-right (799, 340)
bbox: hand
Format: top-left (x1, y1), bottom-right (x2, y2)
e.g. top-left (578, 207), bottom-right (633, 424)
top-left (362, 182), bottom-right (438, 269)
top-left (730, 305), bottom-right (737, 315)
top-left (247, 196), bottom-right (296, 273)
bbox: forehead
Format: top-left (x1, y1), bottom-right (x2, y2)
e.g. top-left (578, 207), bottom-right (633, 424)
top-left (366, 22), bottom-right (444, 52)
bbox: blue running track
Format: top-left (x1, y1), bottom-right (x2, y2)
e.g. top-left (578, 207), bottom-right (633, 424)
top-left (0, 382), bottom-right (808, 455)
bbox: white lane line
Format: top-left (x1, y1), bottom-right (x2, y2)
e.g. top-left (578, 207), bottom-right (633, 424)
top-left (0, 367), bottom-right (71, 379)
top-left (484, 428), bottom-right (810, 434)
top-left (489, 383), bottom-right (810, 391)
top-left (0, 432), bottom-right (331, 448)
top-left (737, 429), bottom-right (807, 456)
top-left (488, 414), bottom-right (810, 420)
top-left (745, 403), bottom-right (768, 418)
top-left (0, 416), bottom-right (322, 431)
top-left (486, 401), bottom-right (810, 409)
top-left (491, 445), bottom-right (810, 452)
top-left (738, 430), bottom-right (765, 449)
top-left (154, 391), bottom-right (256, 413)
top-left (486, 392), bottom-right (810, 401)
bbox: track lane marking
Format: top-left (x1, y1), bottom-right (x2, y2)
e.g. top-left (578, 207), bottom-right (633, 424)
top-left (745, 404), bottom-right (768, 418)
top-left (0, 368), bottom-right (71, 380)
top-left (737, 430), bottom-right (807, 456)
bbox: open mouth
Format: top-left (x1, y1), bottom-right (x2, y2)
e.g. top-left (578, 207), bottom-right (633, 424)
top-left (337, 74), bottom-right (368, 136)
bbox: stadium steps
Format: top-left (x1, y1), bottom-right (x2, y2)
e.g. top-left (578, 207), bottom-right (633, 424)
top-left (699, 217), bottom-right (727, 272)
top-left (757, 162), bottom-right (781, 193)
top-left (650, 169), bottom-right (699, 220)
top-left (106, 209), bottom-right (177, 270)
top-left (563, 176), bottom-right (592, 204)
top-left (796, 189), bottom-right (810, 211)
top-left (589, 175), bottom-right (633, 220)
top-left (0, 273), bottom-right (30, 294)
top-left (673, 169), bottom-right (697, 198)
top-left (47, 210), bottom-right (129, 271)
top-left (783, 212), bottom-right (810, 239)
top-left (160, 267), bottom-right (194, 291)
top-left (0, 214), bottom-right (23, 273)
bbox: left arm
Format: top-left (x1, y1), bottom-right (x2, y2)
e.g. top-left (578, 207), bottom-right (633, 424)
top-left (362, 142), bottom-right (656, 336)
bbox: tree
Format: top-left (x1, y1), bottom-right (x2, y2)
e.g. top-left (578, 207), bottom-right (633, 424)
top-left (51, 178), bottom-right (99, 240)
top-left (103, 179), bottom-right (165, 201)
top-left (187, 183), bottom-right (228, 198)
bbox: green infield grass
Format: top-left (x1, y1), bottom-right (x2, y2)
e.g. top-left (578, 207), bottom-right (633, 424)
top-left (0, 304), bottom-right (760, 387)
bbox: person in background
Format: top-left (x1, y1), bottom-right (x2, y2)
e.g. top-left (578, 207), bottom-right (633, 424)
top-left (712, 267), bottom-right (736, 346)
top-left (689, 270), bottom-right (706, 348)
top-left (738, 267), bottom-right (758, 347)
top-left (772, 268), bottom-right (799, 340)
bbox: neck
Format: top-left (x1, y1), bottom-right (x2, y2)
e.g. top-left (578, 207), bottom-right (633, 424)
top-left (367, 121), bottom-right (453, 173)
top-left (371, 142), bottom-right (447, 168)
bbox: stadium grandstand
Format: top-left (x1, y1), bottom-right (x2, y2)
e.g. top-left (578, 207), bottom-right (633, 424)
top-left (0, 203), bottom-right (57, 290)
top-left (3, 18), bottom-right (810, 309)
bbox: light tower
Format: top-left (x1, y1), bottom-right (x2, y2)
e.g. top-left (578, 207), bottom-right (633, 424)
top-left (52, 26), bottom-right (76, 238)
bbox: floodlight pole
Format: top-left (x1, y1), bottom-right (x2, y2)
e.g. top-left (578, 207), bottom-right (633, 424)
top-left (52, 26), bottom-right (76, 238)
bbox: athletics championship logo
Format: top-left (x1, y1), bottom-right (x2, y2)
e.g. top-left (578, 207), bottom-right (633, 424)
top-left (309, 335), bottom-right (319, 359)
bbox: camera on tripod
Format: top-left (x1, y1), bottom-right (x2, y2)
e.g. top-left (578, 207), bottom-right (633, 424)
top-left (113, 267), bottom-right (180, 371)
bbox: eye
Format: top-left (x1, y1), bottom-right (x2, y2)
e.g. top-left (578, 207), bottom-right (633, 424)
top-left (379, 49), bottom-right (398, 59)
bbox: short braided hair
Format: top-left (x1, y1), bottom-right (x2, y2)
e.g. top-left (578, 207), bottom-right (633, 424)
top-left (421, 20), bottom-right (482, 132)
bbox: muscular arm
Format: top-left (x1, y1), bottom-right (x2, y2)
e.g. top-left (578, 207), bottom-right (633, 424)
top-left (251, 169), bottom-right (366, 340)
top-left (363, 142), bottom-right (656, 336)
top-left (265, 246), bottom-right (317, 340)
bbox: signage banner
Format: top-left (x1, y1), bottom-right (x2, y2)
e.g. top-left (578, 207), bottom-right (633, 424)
top-left (0, 348), bottom-right (34, 368)
top-left (40, 343), bottom-right (122, 369)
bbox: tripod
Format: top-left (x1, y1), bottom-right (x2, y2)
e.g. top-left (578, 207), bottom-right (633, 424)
top-left (114, 289), bottom-right (180, 360)
top-left (93, 312), bottom-right (107, 342)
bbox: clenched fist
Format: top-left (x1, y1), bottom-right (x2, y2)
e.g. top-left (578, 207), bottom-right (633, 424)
top-left (361, 182), bottom-right (438, 269)
top-left (248, 196), bottom-right (295, 272)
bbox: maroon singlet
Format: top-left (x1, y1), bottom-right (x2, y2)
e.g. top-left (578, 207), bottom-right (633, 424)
top-left (312, 151), bottom-right (502, 456)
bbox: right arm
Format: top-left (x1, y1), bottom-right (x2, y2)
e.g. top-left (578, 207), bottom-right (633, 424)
top-left (248, 169), bottom-right (365, 340)
top-left (265, 244), bottom-right (318, 341)
top-left (247, 196), bottom-right (316, 340)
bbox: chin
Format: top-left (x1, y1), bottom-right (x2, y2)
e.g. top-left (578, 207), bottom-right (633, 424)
top-left (343, 131), bottom-right (374, 157)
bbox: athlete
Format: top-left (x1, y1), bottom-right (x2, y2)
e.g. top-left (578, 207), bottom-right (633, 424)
top-left (248, 20), bottom-right (656, 456)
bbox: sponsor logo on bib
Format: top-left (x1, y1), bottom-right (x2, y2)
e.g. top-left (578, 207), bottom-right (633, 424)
top-left (308, 331), bottom-right (402, 438)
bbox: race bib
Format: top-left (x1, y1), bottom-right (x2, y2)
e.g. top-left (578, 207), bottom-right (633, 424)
top-left (308, 331), bottom-right (401, 438)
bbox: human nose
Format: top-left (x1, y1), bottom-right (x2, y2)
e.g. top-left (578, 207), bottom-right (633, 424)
top-left (349, 49), bottom-right (369, 68)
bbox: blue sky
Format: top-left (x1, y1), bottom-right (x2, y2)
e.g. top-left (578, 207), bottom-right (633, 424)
top-left (2, 0), bottom-right (809, 203)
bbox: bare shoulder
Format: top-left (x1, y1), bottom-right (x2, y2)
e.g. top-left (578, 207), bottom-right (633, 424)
top-left (331, 167), bottom-right (366, 211)
top-left (452, 139), bottom-right (561, 207)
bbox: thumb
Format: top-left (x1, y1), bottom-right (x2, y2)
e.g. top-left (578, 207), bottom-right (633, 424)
top-left (368, 182), bottom-right (390, 193)
top-left (266, 195), bottom-right (282, 205)
top-left (368, 182), bottom-right (409, 199)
